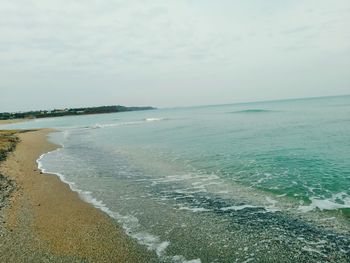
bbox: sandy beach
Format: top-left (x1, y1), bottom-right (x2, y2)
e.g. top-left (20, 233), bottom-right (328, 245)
top-left (0, 119), bottom-right (26, 125)
top-left (0, 129), bottom-right (156, 262)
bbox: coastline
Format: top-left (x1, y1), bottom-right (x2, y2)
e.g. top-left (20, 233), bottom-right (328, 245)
top-left (0, 119), bottom-right (26, 125)
top-left (0, 129), bottom-right (156, 262)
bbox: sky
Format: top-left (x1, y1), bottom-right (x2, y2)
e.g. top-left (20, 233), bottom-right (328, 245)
top-left (1, 0), bottom-right (349, 111)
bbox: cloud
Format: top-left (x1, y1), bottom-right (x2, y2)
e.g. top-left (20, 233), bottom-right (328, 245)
top-left (1, 0), bottom-right (348, 71)
top-left (280, 26), bottom-right (312, 35)
top-left (0, 0), bottom-right (349, 111)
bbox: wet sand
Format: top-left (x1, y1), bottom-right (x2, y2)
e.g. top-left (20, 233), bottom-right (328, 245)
top-left (0, 119), bottom-right (25, 125)
top-left (0, 129), bottom-right (156, 262)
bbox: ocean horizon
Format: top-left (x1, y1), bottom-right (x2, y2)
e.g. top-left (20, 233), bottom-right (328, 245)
top-left (3, 95), bottom-right (350, 262)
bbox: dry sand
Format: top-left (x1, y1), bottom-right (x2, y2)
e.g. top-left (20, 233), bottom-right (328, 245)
top-left (0, 129), bottom-right (156, 262)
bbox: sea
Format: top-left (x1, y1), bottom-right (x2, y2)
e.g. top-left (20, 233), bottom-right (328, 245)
top-left (2, 95), bottom-right (350, 262)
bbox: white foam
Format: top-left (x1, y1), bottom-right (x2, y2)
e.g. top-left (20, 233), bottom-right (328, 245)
top-left (298, 192), bottom-right (350, 212)
top-left (220, 205), bottom-right (258, 211)
top-left (298, 198), bottom-right (350, 212)
top-left (37, 150), bottom-right (172, 260)
top-left (220, 197), bottom-right (281, 213)
top-left (155, 241), bottom-right (170, 256)
top-left (145, 118), bottom-right (163, 122)
top-left (319, 217), bottom-right (336, 221)
top-left (153, 174), bottom-right (197, 183)
top-left (174, 188), bottom-right (207, 194)
top-left (133, 232), bottom-right (169, 257)
top-left (178, 206), bottom-right (211, 212)
top-left (63, 129), bottom-right (71, 136)
top-left (265, 197), bottom-right (277, 205)
top-left (301, 246), bottom-right (327, 257)
top-left (172, 255), bottom-right (202, 263)
top-left (90, 121), bottom-right (141, 129)
top-left (183, 259), bottom-right (202, 263)
top-left (264, 197), bottom-right (281, 213)
top-left (89, 118), bottom-right (164, 129)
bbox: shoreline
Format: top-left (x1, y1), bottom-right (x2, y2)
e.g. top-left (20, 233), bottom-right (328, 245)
top-left (0, 129), bottom-right (156, 262)
top-left (0, 119), bottom-right (27, 125)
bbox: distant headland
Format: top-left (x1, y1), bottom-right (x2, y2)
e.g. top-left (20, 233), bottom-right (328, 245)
top-left (0, 105), bottom-right (156, 120)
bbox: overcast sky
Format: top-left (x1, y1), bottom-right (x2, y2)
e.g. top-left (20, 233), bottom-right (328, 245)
top-left (1, 0), bottom-right (349, 111)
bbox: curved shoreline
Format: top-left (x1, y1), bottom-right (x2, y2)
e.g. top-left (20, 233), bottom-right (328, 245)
top-left (36, 134), bottom-right (174, 260)
top-left (0, 129), bottom-right (156, 262)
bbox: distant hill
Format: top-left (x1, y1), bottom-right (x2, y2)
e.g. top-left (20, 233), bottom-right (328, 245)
top-left (0, 105), bottom-right (156, 120)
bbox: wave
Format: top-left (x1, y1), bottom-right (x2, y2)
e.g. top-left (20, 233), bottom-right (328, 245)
top-left (90, 121), bottom-right (139, 129)
top-left (37, 152), bottom-right (169, 256)
top-left (36, 149), bottom-right (200, 263)
top-left (298, 192), bottom-right (350, 212)
top-left (229, 109), bottom-right (274, 114)
top-left (145, 118), bottom-right (164, 122)
top-left (178, 206), bottom-right (211, 213)
top-left (172, 256), bottom-right (202, 263)
top-left (220, 204), bottom-right (259, 211)
top-left (89, 118), bottom-right (165, 129)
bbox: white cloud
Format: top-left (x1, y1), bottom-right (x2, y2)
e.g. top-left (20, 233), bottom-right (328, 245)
top-left (0, 0), bottom-right (349, 110)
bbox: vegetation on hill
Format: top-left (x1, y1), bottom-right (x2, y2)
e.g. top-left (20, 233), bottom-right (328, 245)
top-left (0, 105), bottom-right (155, 120)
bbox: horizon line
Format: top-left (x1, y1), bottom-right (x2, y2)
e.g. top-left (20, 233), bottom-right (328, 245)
top-left (161, 93), bottom-right (350, 110)
top-left (1, 93), bottom-right (349, 113)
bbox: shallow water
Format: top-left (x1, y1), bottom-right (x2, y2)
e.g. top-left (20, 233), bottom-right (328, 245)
top-left (4, 95), bottom-right (350, 262)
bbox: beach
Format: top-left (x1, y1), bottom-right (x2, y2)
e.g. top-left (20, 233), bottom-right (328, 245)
top-left (0, 129), bottom-right (156, 262)
top-left (0, 119), bottom-right (26, 125)
top-left (1, 96), bottom-right (350, 262)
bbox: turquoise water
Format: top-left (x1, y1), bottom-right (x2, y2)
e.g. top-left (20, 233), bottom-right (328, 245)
top-left (3, 96), bottom-right (350, 262)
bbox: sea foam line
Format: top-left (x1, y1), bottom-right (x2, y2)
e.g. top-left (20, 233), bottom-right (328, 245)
top-left (36, 146), bottom-right (200, 263)
top-left (89, 117), bottom-right (165, 129)
top-left (37, 151), bottom-right (169, 255)
top-left (298, 193), bottom-right (350, 213)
